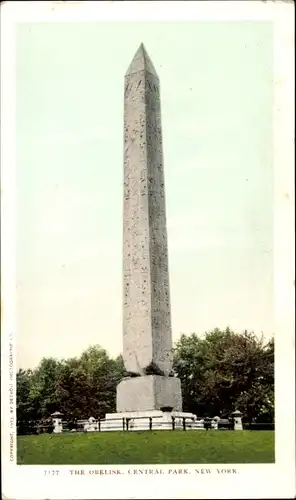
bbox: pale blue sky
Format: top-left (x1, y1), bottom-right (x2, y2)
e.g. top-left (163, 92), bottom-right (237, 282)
top-left (16, 21), bottom-right (274, 369)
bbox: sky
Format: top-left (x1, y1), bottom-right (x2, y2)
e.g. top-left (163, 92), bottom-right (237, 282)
top-left (16, 21), bottom-right (274, 369)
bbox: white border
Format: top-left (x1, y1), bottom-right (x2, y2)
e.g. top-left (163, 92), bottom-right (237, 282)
top-left (1, 1), bottom-right (295, 499)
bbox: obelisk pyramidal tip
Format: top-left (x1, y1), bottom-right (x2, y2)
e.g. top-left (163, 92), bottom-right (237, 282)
top-left (125, 43), bottom-right (158, 77)
top-left (117, 44), bottom-right (183, 412)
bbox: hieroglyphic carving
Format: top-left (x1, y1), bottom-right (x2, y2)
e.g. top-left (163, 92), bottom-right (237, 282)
top-left (123, 46), bottom-right (173, 377)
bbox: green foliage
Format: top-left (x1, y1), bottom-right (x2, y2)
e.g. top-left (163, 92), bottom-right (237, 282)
top-left (16, 369), bottom-right (35, 423)
top-left (173, 329), bottom-right (274, 422)
top-left (17, 346), bottom-right (126, 424)
top-left (17, 430), bottom-right (275, 465)
top-left (17, 330), bottom-right (274, 426)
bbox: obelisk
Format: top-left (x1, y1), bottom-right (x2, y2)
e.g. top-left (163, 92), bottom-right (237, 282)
top-left (116, 43), bottom-right (182, 413)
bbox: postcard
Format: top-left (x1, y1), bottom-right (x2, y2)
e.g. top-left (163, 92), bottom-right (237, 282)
top-left (1, 1), bottom-right (295, 499)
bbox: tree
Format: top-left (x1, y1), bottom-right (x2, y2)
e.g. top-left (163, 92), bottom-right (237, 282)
top-left (17, 359), bottom-right (62, 424)
top-left (52, 346), bottom-right (126, 419)
top-left (30, 357), bottom-right (63, 418)
top-left (16, 369), bottom-right (35, 423)
top-left (17, 331), bottom-right (274, 426)
top-left (173, 328), bottom-right (274, 422)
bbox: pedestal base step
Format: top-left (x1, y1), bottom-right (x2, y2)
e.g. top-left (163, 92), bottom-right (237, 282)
top-left (101, 410), bottom-right (205, 432)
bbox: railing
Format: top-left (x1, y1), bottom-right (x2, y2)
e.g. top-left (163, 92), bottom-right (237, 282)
top-left (217, 420), bottom-right (234, 430)
top-left (17, 417), bottom-right (275, 435)
top-left (63, 416), bottom-right (215, 433)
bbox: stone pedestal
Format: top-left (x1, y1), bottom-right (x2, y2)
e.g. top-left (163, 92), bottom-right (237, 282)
top-left (51, 411), bottom-right (63, 433)
top-left (116, 375), bottom-right (182, 413)
top-left (103, 410), bottom-right (197, 432)
top-left (84, 416), bottom-right (98, 432)
top-left (232, 410), bottom-right (243, 430)
top-left (212, 416), bottom-right (220, 430)
top-left (52, 420), bottom-right (63, 433)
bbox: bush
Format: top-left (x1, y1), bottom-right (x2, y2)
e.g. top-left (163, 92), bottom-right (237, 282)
top-left (244, 422), bottom-right (275, 431)
top-left (17, 421), bottom-right (38, 436)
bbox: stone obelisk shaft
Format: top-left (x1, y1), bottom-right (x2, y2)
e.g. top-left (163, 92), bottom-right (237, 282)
top-left (123, 44), bottom-right (173, 377)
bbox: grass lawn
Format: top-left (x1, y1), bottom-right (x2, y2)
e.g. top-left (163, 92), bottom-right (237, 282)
top-left (17, 430), bottom-right (275, 465)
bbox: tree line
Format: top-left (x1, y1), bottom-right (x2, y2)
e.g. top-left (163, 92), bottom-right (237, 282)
top-left (17, 328), bottom-right (274, 427)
